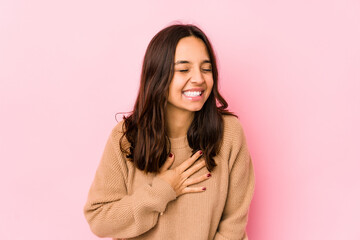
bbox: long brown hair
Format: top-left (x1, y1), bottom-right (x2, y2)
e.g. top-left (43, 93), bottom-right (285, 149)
top-left (118, 23), bottom-right (236, 173)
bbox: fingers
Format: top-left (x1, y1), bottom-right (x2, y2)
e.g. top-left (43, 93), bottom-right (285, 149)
top-left (184, 172), bottom-right (211, 186)
top-left (182, 186), bottom-right (207, 194)
top-left (177, 150), bottom-right (203, 173)
top-left (183, 160), bottom-right (206, 179)
top-left (158, 150), bottom-right (210, 197)
top-left (178, 172), bottom-right (211, 196)
top-left (159, 153), bottom-right (175, 173)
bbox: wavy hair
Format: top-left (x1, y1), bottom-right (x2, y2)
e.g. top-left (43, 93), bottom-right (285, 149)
top-left (118, 23), bottom-right (236, 173)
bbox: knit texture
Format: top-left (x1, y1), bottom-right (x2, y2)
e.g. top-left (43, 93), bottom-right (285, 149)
top-left (84, 115), bottom-right (255, 240)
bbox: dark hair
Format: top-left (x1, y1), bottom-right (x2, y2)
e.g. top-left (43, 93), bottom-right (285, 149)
top-left (118, 23), bottom-right (236, 173)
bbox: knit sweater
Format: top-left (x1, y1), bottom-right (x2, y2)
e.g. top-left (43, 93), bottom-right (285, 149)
top-left (84, 115), bottom-right (255, 240)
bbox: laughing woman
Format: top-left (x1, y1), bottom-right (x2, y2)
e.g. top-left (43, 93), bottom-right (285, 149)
top-left (84, 23), bottom-right (255, 240)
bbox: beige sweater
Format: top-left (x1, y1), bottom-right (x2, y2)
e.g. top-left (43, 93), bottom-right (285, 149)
top-left (84, 115), bottom-right (255, 240)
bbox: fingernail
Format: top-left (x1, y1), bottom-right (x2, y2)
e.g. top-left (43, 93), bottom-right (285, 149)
top-left (202, 187), bottom-right (206, 191)
top-left (199, 150), bottom-right (203, 155)
top-left (207, 173), bottom-right (211, 177)
top-left (169, 153), bottom-right (173, 157)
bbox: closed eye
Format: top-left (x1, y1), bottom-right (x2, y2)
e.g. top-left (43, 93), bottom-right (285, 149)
top-left (176, 69), bottom-right (211, 73)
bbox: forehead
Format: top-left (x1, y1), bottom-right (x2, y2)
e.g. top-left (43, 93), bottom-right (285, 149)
top-left (174, 36), bottom-right (210, 61)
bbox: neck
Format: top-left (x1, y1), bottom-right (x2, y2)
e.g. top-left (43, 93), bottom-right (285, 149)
top-left (166, 105), bottom-right (194, 138)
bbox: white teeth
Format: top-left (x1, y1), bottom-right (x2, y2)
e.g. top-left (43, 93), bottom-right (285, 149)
top-left (183, 91), bottom-right (202, 97)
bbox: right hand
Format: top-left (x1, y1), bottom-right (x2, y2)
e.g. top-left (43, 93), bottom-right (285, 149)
top-left (157, 150), bottom-right (211, 197)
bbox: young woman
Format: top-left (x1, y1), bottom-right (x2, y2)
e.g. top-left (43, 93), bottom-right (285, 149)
top-left (84, 23), bottom-right (255, 240)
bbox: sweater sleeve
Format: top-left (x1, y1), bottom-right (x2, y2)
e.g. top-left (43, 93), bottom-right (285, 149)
top-left (214, 119), bottom-right (255, 240)
top-left (83, 127), bottom-right (177, 239)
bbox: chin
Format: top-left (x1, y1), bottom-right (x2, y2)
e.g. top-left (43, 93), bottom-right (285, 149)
top-left (185, 105), bottom-right (204, 112)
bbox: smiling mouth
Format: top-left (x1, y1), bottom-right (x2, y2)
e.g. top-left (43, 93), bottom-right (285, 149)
top-left (182, 91), bottom-right (204, 97)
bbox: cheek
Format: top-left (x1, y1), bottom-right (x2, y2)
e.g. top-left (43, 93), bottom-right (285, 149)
top-left (207, 78), bottom-right (214, 91)
top-left (169, 78), bottom-right (184, 94)
top-left (168, 81), bottom-right (182, 100)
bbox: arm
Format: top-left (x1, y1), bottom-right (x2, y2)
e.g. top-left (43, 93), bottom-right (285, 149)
top-left (214, 121), bottom-right (256, 240)
top-left (83, 128), bottom-right (177, 239)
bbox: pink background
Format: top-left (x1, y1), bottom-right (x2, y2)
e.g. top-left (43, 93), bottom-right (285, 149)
top-left (1, 0), bottom-right (359, 239)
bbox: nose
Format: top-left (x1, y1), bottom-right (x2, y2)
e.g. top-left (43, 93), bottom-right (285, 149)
top-left (190, 67), bottom-right (205, 84)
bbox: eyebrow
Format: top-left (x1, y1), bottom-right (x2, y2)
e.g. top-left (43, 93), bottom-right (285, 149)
top-left (174, 60), bottom-right (211, 65)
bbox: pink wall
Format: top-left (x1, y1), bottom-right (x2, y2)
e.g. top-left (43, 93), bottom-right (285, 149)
top-left (1, 0), bottom-right (359, 239)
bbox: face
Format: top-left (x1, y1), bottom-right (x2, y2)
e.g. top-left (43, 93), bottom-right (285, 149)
top-left (167, 36), bottom-right (214, 115)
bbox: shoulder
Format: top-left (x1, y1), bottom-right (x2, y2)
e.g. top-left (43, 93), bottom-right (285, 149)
top-left (106, 120), bottom-right (131, 154)
top-left (223, 114), bottom-right (242, 131)
top-left (111, 120), bottom-right (126, 137)
top-left (102, 120), bottom-right (132, 177)
top-left (218, 114), bottom-right (249, 162)
top-left (222, 114), bottom-right (246, 144)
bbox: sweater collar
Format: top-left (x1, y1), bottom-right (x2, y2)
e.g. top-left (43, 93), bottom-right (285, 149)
top-left (168, 135), bottom-right (189, 149)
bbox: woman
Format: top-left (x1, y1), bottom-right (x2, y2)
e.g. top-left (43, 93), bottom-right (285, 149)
top-left (84, 23), bottom-right (255, 240)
